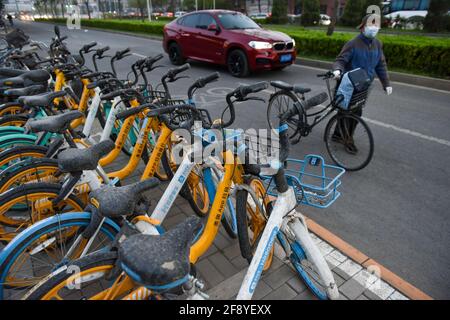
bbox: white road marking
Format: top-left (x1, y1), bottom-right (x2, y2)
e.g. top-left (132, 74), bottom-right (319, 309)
top-left (132, 53), bottom-right (146, 58)
top-left (362, 117), bottom-right (450, 147)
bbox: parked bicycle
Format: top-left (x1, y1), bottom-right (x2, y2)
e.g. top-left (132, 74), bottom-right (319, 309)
top-left (266, 71), bottom-right (374, 171)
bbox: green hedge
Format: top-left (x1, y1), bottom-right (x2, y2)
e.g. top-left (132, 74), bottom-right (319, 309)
top-left (36, 18), bottom-right (450, 78)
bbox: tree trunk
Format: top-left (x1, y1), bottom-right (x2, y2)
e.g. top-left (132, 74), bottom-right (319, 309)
top-left (85, 1), bottom-right (91, 19)
top-left (61, 2), bottom-right (65, 18)
top-left (327, 0), bottom-right (339, 36)
top-left (139, 7), bottom-right (144, 22)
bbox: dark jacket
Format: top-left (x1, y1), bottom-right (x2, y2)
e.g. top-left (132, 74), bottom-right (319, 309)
top-left (333, 33), bottom-right (390, 89)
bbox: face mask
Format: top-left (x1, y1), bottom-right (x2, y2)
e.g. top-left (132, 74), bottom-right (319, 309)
top-left (363, 26), bottom-right (379, 39)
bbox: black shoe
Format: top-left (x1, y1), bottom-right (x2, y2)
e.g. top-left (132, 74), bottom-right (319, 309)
top-left (331, 134), bottom-right (342, 143)
top-left (345, 142), bottom-right (358, 155)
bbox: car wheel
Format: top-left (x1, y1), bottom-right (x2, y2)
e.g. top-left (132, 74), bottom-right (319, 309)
top-left (168, 42), bottom-right (186, 65)
top-left (227, 49), bottom-right (249, 77)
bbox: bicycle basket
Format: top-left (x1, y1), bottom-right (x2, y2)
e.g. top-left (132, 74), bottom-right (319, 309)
top-left (348, 88), bottom-right (369, 109)
top-left (262, 155), bottom-right (345, 208)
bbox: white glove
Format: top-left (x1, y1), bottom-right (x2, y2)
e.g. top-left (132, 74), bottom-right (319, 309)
top-left (332, 70), bottom-right (341, 80)
top-left (385, 86), bottom-right (393, 95)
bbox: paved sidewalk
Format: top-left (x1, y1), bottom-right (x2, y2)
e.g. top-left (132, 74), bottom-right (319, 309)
top-left (107, 151), bottom-right (409, 301)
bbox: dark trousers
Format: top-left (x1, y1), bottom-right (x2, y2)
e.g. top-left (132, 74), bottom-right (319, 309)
top-left (333, 106), bottom-right (363, 139)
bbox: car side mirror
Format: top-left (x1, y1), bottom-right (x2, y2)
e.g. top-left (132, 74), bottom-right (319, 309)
top-left (207, 24), bottom-right (219, 33)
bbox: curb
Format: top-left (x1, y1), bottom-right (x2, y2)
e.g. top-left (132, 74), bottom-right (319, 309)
top-left (35, 21), bottom-right (449, 92)
top-left (296, 57), bottom-right (450, 92)
top-left (304, 217), bottom-right (434, 300)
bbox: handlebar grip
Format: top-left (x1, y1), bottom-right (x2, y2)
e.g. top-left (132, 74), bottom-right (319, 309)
top-left (97, 46), bottom-right (110, 55)
top-left (149, 53), bottom-right (163, 64)
top-left (304, 92), bottom-right (328, 109)
top-left (239, 81), bottom-right (268, 96)
top-left (116, 105), bottom-right (146, 120)
top-left (82, 42), bottom-right (97, 52)
top-left (60, 36), bottom-right (68, 41)
top-left (101, 89), bottom-right (123, 100)
top-left (198, 72), bottom-right (220, 87)
top-left (317, 71), bottom-right (333, 78)
top-left (169, 63), bottom-right (190, 77)
top-left (116, 48), bottom-right (131, 59)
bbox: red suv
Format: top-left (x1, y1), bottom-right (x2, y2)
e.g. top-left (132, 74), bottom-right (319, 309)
top-left (163, 10), bottom-right (296, 77)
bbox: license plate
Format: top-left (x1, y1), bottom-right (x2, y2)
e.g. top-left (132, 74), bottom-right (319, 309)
top-left (280, 54), bottom-right (292, 63)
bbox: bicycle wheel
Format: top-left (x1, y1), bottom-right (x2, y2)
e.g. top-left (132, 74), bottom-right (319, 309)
top-left (0, 183), bottom-right (85, 243)
top-left (267, 91), bottom-right (302, 140)
top-left (324, 113), bottom-right (374, 171)
top-left (281, 219), bottom-right (339, 300)
top-left (0, 213), bottom-right (119, 300)
top-left (0, 145), bottom-right (48, 170)
top-left (0, 158), bottom-right (60, 193)
top-left (235, 177), bottom-right (274, 271)
top-left (0, 114), bottom-right (29, 127)
top-left (23, 250), bottom-right (127, 300)
top-left (0, 104), bottom-right (22, 117)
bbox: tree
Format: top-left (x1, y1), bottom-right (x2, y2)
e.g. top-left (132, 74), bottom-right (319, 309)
top-left (340, 0), bottom-right (365, 26)
top-left (128, 0), bottom-right (147, 21)
top-left (424, 0), bottom-right (450, 32)
top-left (182, 0), bottom-right (196, 10)
top-left (301, 0), bottom-right (320, 26)
top-left (271, 0), bottom-right (288, 24)
top-left (327, 0), bottom-right (339, 36)
top-left (84, 1), bottom-right (91, 19)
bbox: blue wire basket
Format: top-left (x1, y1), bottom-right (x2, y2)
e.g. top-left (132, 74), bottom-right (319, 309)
top-left (262, 155), bottom-right (345, 208)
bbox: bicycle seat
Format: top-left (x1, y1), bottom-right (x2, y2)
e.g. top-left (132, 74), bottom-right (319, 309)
top-left (88, 178), bottom-right (159, 217)
top-left (118, 216), bottom-right (202, 291)
top-left (0, 70), bottom-right (50, 87)
top-left (20, 90), bottom-right (67, 107)
top-left (0, 68), bottom-right (27, 78)
top-left (4, 84), bottom-right (46, 97)
top-left (57, 140), bottom-right (115, 173)
top-left (26, 110), bottom-right (83, 134)
top-left (270, 81), bottom-right (311, 94)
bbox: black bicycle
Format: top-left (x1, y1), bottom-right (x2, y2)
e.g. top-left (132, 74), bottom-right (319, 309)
top-left (266, 71), bottom-right (374, 171)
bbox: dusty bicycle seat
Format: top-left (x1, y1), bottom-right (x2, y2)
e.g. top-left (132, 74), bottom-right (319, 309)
top-left (88, 178), bottom-right (159, 217)
top-left (26, 110), bottom-right (83, 134)
top-left (118, 216), bottom-right (202, 291)
top-left (57, 140), bottom-right (115, 173)
top-left (20, 90), bottom-right (66, 107)
top-left (4, 84), bottom-right (46, 97)
top-left (0, 68), bottom-right (27, 78)
top-left (1, 70), bottom-right (50, 87)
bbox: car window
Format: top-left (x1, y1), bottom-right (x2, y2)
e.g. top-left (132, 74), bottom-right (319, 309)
top-left (197, 13), bottom-right (217, 29)
top-left (217, 12), bottom-right (260, 30)
top-left (181, 14), bottom-right (199, 28)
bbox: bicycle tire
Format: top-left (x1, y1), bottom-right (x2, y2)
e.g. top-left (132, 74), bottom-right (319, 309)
top-left (284, 220), bottom-right (339, 300)
top-left (0, 114), bottom-right (29, 127)
top-left (235, 177), bottom-right (274, 271)
top-left (267, 90), bottom-right (303, 141)
top-left (0, 182), bottom-right (85, 240)
top-left (0, 213), bottom-right (119, 300)
top-left (0, 158), bottom-right (59, 193)
top-left (24, 250), bottom-right (119, 300)
top-left (324, 113), bottom-right (374, 171)
top-left (0, 145), bottom-right (48, 169)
